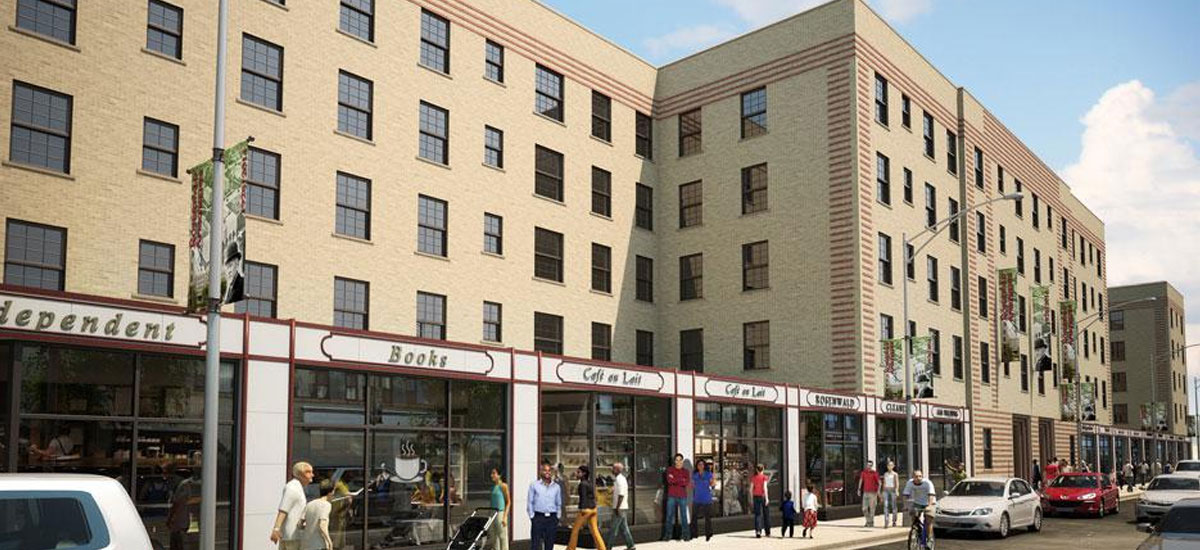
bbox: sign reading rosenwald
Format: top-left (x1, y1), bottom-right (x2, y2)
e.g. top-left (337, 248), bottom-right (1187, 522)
top-left (0, 294), bottom-right (204, 345)
top-left (806, 391), bottom-right (862, 411)
top-left (320, 333), bottom-right (496, 375)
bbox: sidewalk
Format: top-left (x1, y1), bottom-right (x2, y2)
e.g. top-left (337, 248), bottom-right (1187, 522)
top-left (634, 515), bottom-right (908, 550)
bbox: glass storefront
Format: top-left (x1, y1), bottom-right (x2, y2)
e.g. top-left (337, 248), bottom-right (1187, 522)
top-left (875, 417), bottom-right (921, 477)
top-left (694, 402), bottom-right (783, 517)
top-left (291, 367), bottom-right (506, 549)
top-left (540, 391), bottom-right (671, 527)
top-left (803, 412), bottom-right (864, 508)
top-left (926, 421), bottom-right (964, 493)
top-left (1099, 435), bottom-right (1113, 474)
top-left (1082, 434), bottom-right (1097, 470)
top-left (1116, 436), bottom-right (1129, 467)
top-left (1, 342), bottom-right (239, 550)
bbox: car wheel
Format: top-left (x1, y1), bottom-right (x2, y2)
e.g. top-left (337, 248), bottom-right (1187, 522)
top-left (998, 513), bottom-right (1010, 539)
top-left (1029, 508), bottom-right (1043, 532)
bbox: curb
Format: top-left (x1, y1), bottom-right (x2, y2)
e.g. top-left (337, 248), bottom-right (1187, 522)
top-left (804, 532), bottom-right (907, 550)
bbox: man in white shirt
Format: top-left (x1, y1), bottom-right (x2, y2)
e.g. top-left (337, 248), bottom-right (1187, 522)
top-left (270, 461), bottom-right (315, 549)
top-left (606, 462), bottom-right (635, 550)
top-left (302, 480), bottom-right (335, 550)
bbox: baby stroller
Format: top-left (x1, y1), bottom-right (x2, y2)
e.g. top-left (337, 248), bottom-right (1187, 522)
top-left (448, 507), bottom-right (500, 550)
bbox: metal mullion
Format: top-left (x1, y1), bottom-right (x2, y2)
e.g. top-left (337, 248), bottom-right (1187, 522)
top-left (242, 66), bottom-right (279, 85)
top-left (10, 258), bottom-right (63, 271)
top-left (21, 412), bottom-right (138, 423)
top-left (14, 120), bottom-right (69, 139)
top-left (130, 353), bottom-right (142, 501)
top-left (8, 344), bottom-right (23, 471)
top-left (147, 21), bottom-right (180, 38)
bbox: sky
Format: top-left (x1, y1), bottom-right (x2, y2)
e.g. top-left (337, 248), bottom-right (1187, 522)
top-left (543, 0), bottom-right (1200, 412)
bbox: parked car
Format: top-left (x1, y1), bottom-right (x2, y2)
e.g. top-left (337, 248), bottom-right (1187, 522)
top-left (1040, 472), bottom-right (1121, 517)
top-left (1136, 497), bottom-right (1200, 550)
top-left (1172, 460), bottom-right (1200, 476)
top-left (933, 477), bottom-right (1042, 538)
top-left (0, 473), bottom-right (154, 550)
top-left (1136, 474), bottom-right (1200, 524)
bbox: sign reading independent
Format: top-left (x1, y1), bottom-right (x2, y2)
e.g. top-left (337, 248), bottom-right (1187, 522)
top-left (703, 380), bottom-right (778, 403)
top-left (806, 391), bottom-right (861, 411)
top-left (555, 361), bottom-right (665, 392)
top-left (320, 333), bottom-right (496, 375)
top-left (0, 294), bottom-right (204, 346)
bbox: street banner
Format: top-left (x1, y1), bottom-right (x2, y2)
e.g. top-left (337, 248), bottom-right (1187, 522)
top-left (1080, 381), bottom-right (1096, 422)
top-left (1061, 384), bottom-right (1077, 421)
top-left (1152, 402), bottom-right (1168, 432)
top-left (1140, 404), bottom-right (1151, 430)
top-left (1031, 285), bottom-right (1053, 372)
top-left (187, 140), bottom-right (250, 313)
top-left (911, 335), bottom-right (934, 398)
top-left (1188, 416), bottom-right (1196, 438)
top-left (998, 268), bottom-right (1019, 362)
top-left (1059, 301), bottom-right (1077, 381)
top-left (881, 338), bottom-right (904, 400)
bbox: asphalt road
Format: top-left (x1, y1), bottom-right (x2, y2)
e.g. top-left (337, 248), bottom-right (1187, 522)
top-left (863, 504), bottom-right (1149, 550)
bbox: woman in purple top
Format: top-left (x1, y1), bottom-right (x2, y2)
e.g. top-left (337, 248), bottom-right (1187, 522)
top-left (691, 459), bottom-right (716, 541)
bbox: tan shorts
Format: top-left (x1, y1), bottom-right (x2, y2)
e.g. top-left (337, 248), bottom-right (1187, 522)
top-left (279, 539), bottom-right (302, 550)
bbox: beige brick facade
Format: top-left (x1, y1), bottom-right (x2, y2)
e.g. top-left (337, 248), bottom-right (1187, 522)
top-left (1110, 281), bottom-right (1189, 437)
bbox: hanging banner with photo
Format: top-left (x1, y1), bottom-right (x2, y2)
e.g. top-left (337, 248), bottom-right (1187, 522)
top-left (1188, 416), bottom-right (1196, 438)
top-left (910, 335), bottom-right (934, 399)
top-left (1061, 384), bottom-right (1077, 421)
top-left (1031, 285), bottom-right (1053, 372)
top-left (1152, 402), bottom-right (1168, 432)
top-left (187, 140), bottom-right (250, 313)
top-left (1140, 404), bottom-right (1153, 431)
top-left (998, 268), bottom-right (1019, 362)
top-left (1080, 381), bottom-right (1097, 422)
top-left (1059, 301), bottom-right (1077, 381)
top-left (880, 338), bottom-right (904, 400)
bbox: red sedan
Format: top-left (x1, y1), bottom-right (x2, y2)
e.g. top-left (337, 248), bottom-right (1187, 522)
top-left (1040, 472), bottom-right (1120, 517)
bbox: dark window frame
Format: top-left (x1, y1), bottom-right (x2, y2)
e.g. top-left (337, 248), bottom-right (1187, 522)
top-left (635, 112), bottom-right (653, 159)
top-left (137, 239), bottom-right (175, 298)
top-left (533, 312), bottom-right (563, 355)
top-left (678, 180), bottom-right (702, 228)
top-left (678, 108), bottom-right (702, 157)
top-left (484, 40), bottom-right (504, 82)
top-left (876, 152), bottom-right (890, 205)
top-left (333, 276), bottom-right (369, 330)
top-left (141, 117), bottom-right (179, 177)
top-left (680, 328), bottom-right (704, 372)
top-left (591, 243), bottom-right (612, 294)
top-left (591, 322), bottom-right (612, 361)
top-left (334, 171), bottom-right (371, 240)
top-left (591, 91), bottom-right (612, 142)
top-left (146, 0), bottom-right (184, 59)
top-left (635, 256), bottom-right (654, 302)
top-left (742, 241), bottom-right (769, 291)
top-left (15, 0), bottom-right (77, 44)
top-left (418, 101), bottom-right (450, 165)
top-left (235, 261), bottom-right (278, 318)
top-left (339, 0), bottom-right (375, 42)
top-left (482, 301), bottom-right (502, 342)
top-left (591, 166), bottom-right (612, 217)
top-left (419, 9), bottom-right (450, 73)
top-left (240, 34), bottom-right (283, 111)
top-left (874, 73), bottom-right (889, 125)
top-left (534, 64), bottom-right (564, 122)
top-left (533, 227), bottom-right (564, 283)
top-left (483, 213), bottom-right (503, 255)
top-left (534, 145), bottom-right (564, 201)
top-left (483, 125), bottom-right (503, 168)
top-left (635, 184), bottom-right (654, 231)
top-left (246, 147), bottom-right (281, 220)
top-left (8, 81), bottom-right (73, 174)
top-left (417, 194), bottom-right (448, 257)
top-left (416, 291), bottom-right (447, 340)
top-left (741, 163), bottom-right (768, 214)
top-left (679, 253), bottom-right (703, 301)
top-left (743, 321), bottom-right (770, 370)
top-left (3, 219), bottom-right (67, 291)
top-left (740, 87), bottom-right (767, 139)
top-left (337, 70), bottom-right (373, 140)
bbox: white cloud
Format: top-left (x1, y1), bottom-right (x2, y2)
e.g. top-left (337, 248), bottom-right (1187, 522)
top-left (642, 24), bottom-right (738, 62)
top-left (713, 0), bottom-right (932, 26)
top-left (1060, 80), bottom-right (1200, 388)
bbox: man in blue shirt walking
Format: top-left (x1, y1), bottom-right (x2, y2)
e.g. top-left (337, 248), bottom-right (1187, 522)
top-left (528, 462), bottom-right (563, 550)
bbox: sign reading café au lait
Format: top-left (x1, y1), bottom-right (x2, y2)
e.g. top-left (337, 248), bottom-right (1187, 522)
top-left (555, 361), bottom-right (665, 392)
top-left (704, 380), bottom-right (778, 402)
top-left (0, 294), bottom-right (204, 346)
top-left (930, 406), bottom-right (963, 421)
top-left (320, 333), bottom-right (495, 375)
top-left (806, 391), bottom-right (861, 411)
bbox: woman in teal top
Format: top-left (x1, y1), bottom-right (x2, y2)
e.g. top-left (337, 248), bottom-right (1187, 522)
top-left (489, 468), bottom-right (511, 550)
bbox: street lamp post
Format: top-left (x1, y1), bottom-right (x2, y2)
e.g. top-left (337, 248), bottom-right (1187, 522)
top-left (902, 193), bottom-right (1023, 484)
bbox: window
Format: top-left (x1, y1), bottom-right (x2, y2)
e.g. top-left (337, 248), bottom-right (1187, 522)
top-left (981, 342), bottom-right (991, 384)
top-left (678, 181), bottom-right (702, 228)
top-left (678, 108), bottom-right (702, 156)
top-left (591, 322), bottom-right (612, 361)
top-left (875, 231), bottom-right (897, 289)
top-left (235, 261), bottom-right (277, 317)
top-left (591, 91), bottom-right (611, 142)
top-left (339, 0), bottom-right (374, 41)
top-left (679, 253), bottom-right (703, 301)
top-left (246, 147), bottom-right (280, 219)
top-left (975, 212), bottom-right (986, 253)
top-left (922, 111), bottom-right (934, 157)
top-left (419, 10), bottom-right (449, 71)
top-left (636, 330), bottom-right (654, 366)
top-left (741, 87), bottom-right (767, 138)
top-left (141, 117), bottom-right (178, 177)
top-left (416, 291), bottom-right (446, 340)
top-left (926, 255), bottom-right (938, 302)
top-left (534, 145), bottom-right (564, 201)
top-left (1019, 295), bottom-right (1027, 333)
top-left (333, 277), bottom-right (369, 329)
top-left (1110, 310), bottom-right (1124, 330)
top-left (483, 126), bottom-right (503, 168)
top-left (901, 95), bottom-right (911, 128)
top-left (482, 301), bottom-right (502, 342)
top-left (743, 321), bottom-right (770, 370)
top-left (946, 130), bottom-right (958, 174)
top-left (903, 168), bottom-right (913, 204)
top-left (591, 167), bottom-right (612, 217)
top-left (998, 165), bottom-right (1005, 193)
top-left (1050, 257), bottom-right (1055, 282)
top-left (742, 241), bottom-right (769, 291)
top-left (1032, 193), bottom-right (1040, 228)
top-left (335, 172), bottom-right (371, 239)
top-left (999, 225), bottom-right (1007, 254)
top-left (1061, 216), bottom-right (1068, 248)
top-left (337, 71), bottom-right (373, 139)
top-left (950, 266), bottom-right (961, 310)
top-left (978, 276), bottom-right (988, 318)
top-left (635, 112), bottom-right (653, 159)
top-left (741, 163), bottom-right (768, 214)
top-left (482, 213), bottom-right (503, 255)
top-left (1034, 248), bottom-right (1042, 283)
top-left (876, 152), bottom-right (891, 205)
top-left (874, 74), bottom-right (889, 125)
top-left (240, 35), bottom-right (283, 110)
top-left (533, 312), bottom-right (563, 355)
top-left (8, 82), bottom-right (72, 173)
top-left (948, 198), bottom-right (959, 242)
top-left (929, 329), bottom-right (941, 375)
top-left (591, 243), bottom-right (611, 293)
top-left (417, 195), bottom-right (448, 256)
top-left (15, 0), bottom-right (76, 44)
top-left (1014, 180), bottom-right (1024, 217)
top-left (534, 65), bottom-right (564, 121)
top-left (1111, 341), bottom-right (1125, 361)
top-left (484, 40), bottom-right (504, 82)
top-left (1020, 354), bottom-right (1029, 391)
top-left (974, 147), bottom-right (984, 188)
top-left (924, 184), bottom-right (936, 227)
top-left (680, 329), bottom-right (704, 372)
top-left (146, 0), bottom-right (183, 59)
top-left (418, 101), bottom-right (449, 164)
top-left (1114, 404), bottom-right (1128, 425)
top-left (879, 313), bottom-right (894, 339)
top-left (635, 184), bottom-right (654, 230)
top-left (636, 256), bottom-right (654, 302)
top-left (953, 335), bottom-right (963, 379)
top-left (534, 228), bottom-right (563, 282)
top-left (983, 429), bottom-right (993, 468)
top-left (137, 240), bottom-right (174, 297)
top-left (905, 243), bottom-right (915, 280)
top-left (1017, 238), bottom-right (1025, 275)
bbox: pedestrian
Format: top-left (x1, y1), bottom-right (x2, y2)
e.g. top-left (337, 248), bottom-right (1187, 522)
top-left (881, 461), bottom-right (900, 528)
top-left (944, 457), bottom-right (966, 487)
top-left (800, 482), bottom-right (819, 539)
top-left (1081, 462), bottom-right (1091, 473)
top-left (1138, 460), bottom-right (1149, 488)
top-left (660, 453), bottom-right (691, 542)
top-left (779, 490), bottom-right (796, 538)
top-left (270, 461), bottom-right (314, 549)
top-left (857, 460), bottom-right (880, 527)
top-left (606, 462), bottom-right (635, 550)
top-left (1032, 459), bottom-right (1042, 491)
top-left (690, 459), bottom-right (715, 541)
top-left (1164, 462), bottom-right (1174, 474)
top-left (1122, 460), bottom-right (1134, 493)
top-left (751, 463), bottom-right (771, 538)
top-left (489, 468), bottom-right (510, 550)
top-left (1045, 457), bottom-right (1059, 485)
top-left (301, 479), bottom-right (335, 550)
top-left (902, 470), bottom-right (937, 550)
top-left (567, 465), bottom-right (607, 550)
top-left (528, 462), bottom-right (563, 550)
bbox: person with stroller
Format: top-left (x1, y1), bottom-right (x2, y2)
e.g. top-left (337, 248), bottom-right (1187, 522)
top-left (566, 465), bottom-right (607, 550)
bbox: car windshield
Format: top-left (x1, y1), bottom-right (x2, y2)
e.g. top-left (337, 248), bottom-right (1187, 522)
top-left (948, 481), bottom-right (1005, 497)
top-left (1147, 478), bottom-right (1200, 492)
top-left (1158, 507), bottom-right (1200, 533)
top-left (1049, 475), bottom-right (1098, 488)
top-left (1175, 462), bottom-right (1200, 472)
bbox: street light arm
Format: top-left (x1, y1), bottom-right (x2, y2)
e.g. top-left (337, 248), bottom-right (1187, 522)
top-left (1074, 296), bottom-right (1158, 333)
top-left (906, 193), bottom-right (1022, 260)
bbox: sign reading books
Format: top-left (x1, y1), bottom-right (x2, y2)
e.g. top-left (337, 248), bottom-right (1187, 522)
top-left (320, 334), bottom-right (497, 375)
top-left (998, 268), bottom-right (1019, 362)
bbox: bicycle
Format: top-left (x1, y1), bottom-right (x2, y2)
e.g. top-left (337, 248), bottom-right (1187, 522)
top-left (906, 506), bottom-right (935, 550)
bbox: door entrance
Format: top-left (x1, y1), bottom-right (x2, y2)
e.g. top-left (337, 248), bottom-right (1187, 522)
top-left (1012, 415), bottom-right (1032, 480)
top-left (1038, 418), bottom-right (1055, 466)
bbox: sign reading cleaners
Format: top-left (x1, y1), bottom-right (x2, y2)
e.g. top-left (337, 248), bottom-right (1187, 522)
top-left (555, 362), bottom-right (665, 392)
top-left (320, 333), bottom-right (496, 375)
top-left (703, 380), bottom-right (778, 403)
top-left (0, 294), bottom-right (204, 345)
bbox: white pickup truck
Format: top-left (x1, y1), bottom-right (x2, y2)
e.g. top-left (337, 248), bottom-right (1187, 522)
top-left (0, 474), bottom-right (154, 550)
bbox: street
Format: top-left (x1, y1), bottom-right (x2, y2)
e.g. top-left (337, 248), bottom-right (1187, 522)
top-left (862, 505), bottom-right (1148, 550)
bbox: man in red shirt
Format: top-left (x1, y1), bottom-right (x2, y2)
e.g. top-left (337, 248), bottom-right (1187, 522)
top-left (857, 460), bottom-right (882, 527)
top-left (660, 453), bottom-right (691, 541)
top-left (1045, 456), bottom-right (1060, 485)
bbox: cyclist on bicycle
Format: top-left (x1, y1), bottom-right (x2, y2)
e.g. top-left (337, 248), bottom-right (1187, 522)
top-left (901, 470), bottom-right (937, 549)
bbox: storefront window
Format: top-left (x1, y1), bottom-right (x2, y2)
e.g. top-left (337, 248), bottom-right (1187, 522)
top-left (927, 421), bottom-right (964, 493)
top-left (1099, 435), bottom-right (1113, 474)
top-left (693, 402), bottom-right (784, 517)
top-left (803, 412), bottom-right (865, 507)
top-left (1116, 437), bottom-right (1128, 467)
top-left (875, 417), bottom-right (921, 477)
top-left (1083, 435), bottom-right (1097, 470)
